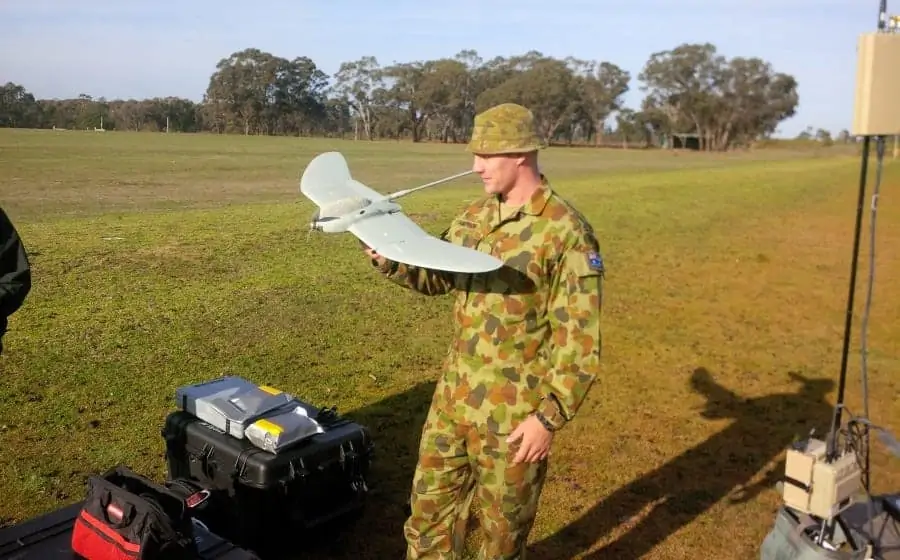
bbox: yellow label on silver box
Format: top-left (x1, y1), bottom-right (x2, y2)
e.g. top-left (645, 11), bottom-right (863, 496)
top-left (253, 418), bottom-right (284, 435)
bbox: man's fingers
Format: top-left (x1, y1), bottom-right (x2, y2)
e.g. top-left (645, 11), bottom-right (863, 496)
top-left (359, 240), bottom-right (379, 257)
top-left (524, 442), bottom-right (549, 463)
top-left (513, 440), bottom-right (529, 464)
top-left (506, 426), bottom-right (523, 444)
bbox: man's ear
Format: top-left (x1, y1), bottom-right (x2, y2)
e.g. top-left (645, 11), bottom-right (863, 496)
top-left (516, 152), bottom-right (537, 167)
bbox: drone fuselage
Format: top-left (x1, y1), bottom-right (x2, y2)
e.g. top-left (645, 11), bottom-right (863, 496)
top-left (310, 196), bottom-right (401, 233)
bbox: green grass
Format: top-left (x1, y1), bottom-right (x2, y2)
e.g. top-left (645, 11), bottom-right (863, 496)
top-left (1, 128), bottom-right (899, 559)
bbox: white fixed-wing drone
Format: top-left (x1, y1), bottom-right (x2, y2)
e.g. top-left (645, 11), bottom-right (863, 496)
top-left (299, 151), bottom-right (504, 273)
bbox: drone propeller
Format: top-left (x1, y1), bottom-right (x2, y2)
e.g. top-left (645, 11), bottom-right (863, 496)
top-left (306, 208), bottom-right (319, 242)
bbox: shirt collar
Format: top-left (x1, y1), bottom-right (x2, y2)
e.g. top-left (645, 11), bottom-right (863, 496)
top-left (521, 174), bottom-right (553, 215)
top-left (491, 174), bottom-right (553, 216)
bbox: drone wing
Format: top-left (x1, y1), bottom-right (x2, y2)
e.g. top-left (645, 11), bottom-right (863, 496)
top-left (349, 212), bottom-right (503, 274)
top-left (300, 151), bottom-right (382, 207)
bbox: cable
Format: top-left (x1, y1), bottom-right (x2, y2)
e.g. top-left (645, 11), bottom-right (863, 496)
top-left (860, 135), bottom-right (886, 491)
top-left (853, 135), bottom-right (886, 553)
top-left (864, 14), bottom-right (890, 479)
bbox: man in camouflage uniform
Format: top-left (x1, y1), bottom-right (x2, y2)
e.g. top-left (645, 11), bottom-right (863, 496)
top-left (363, 103), bottom-right (603, 559)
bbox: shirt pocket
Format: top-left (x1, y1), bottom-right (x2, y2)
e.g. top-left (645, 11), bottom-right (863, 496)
top-left (472, 255), bottom-right (545, 332)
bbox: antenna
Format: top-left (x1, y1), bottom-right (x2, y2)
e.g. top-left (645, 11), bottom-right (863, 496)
top-left (761, 1), bottom-right (900, 556)
top-left (387, 170), bottom-right (475, 201)
top-left (827, 0), bottom-right (899, 466)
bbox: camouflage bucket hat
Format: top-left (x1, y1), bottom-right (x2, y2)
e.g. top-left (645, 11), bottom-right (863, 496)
top-left (466, 103), bottom-right (544, 155)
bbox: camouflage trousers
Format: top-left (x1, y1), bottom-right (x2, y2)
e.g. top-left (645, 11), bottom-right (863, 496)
top-left (403, 406), bottom-right (549, 559)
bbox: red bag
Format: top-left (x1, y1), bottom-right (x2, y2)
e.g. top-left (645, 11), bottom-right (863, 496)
top-left (71, 465), bottom-right (206, 559)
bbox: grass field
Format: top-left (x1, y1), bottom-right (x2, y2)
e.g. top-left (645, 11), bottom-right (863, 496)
top-left (1, 128), bottom-right (898, 559)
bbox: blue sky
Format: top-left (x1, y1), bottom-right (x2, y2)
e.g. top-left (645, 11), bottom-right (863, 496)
top-left (0, 0), bottom-right (882, 137)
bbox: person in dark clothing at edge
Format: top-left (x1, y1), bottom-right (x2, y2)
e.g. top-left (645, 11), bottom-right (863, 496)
top-left (0, 207), bottom-right (31, 355)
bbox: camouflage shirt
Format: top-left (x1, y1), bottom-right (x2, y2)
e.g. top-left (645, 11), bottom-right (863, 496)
top-left (372, 176), bottom-right (603, 434)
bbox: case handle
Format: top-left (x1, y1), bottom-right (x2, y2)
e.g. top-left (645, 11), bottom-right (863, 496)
top-left (99, 491), bottom-right (136, 529)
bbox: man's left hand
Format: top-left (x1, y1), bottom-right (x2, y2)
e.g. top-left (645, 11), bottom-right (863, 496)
top-left (506, 415), bottom-right (554, 464)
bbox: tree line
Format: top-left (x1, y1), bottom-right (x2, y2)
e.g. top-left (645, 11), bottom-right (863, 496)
top-left (1, 42), bottom-right (808, 151)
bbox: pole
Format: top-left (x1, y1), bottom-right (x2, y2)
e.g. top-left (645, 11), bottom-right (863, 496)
top-left (826, 135), bottom-right (871, 460)
top-left (827, 0), bottom-right (889, 463)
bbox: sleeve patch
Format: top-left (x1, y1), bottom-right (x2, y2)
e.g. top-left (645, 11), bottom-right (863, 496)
top-left (587, 251), bottom-right (604, 272)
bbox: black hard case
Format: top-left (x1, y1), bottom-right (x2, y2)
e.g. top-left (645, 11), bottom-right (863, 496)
top-left (0, 501), bottom-right (260, 559)
top-left (161, 404), bottom-right (374, 550)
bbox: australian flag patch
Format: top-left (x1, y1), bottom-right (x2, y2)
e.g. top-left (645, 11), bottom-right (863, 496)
top-left (587, 251), bottom-right (604, 273)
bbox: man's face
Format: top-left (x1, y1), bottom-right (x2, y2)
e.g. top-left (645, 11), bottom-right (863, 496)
top-left (471, 153), bottom-right (522, 196)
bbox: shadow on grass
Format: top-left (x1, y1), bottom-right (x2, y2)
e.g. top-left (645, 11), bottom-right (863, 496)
top-left (273, 380), bottom-right (437, 560)
top-left (526, 367), bottom-right (835, 560)
top-left (0, 369), bottom-right (836, 559)
top-left (0, 381), bottom-right (438, 559)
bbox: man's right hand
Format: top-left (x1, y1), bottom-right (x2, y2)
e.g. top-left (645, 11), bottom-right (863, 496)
top-left (361, 241), bottom-right (388, 269)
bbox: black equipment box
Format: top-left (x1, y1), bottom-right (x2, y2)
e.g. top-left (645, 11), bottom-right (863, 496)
top-left (0, 500), bottom-right (260, 559)
top-left (161, 404), bottom-right (373, 552)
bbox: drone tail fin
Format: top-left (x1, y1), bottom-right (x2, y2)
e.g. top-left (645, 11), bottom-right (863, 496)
top-left (299, 151), bottom-right (383, 206)
top-left (299, 152), bottom-right (353, 203)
